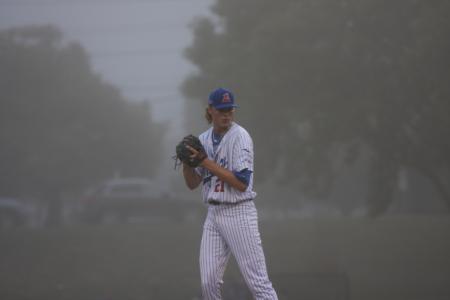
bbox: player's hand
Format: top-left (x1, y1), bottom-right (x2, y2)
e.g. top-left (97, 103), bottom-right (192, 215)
top-left (174, 134), bottom-right (207, 168)
top-left (186, 145), bottom-right (207, 166)
top-left (181, 145), bottom-right (198, 168)
top-left (186, 145), bottom-right (199, 159)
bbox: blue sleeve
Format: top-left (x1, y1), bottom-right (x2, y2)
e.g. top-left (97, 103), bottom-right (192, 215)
top-left (232, 168), bottom-right (253, 186)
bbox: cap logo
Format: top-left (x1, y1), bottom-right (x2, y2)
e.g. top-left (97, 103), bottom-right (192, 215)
top-left (222, 93), bottom-right (231, 103)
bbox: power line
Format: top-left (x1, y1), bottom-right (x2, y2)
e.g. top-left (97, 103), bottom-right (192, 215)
top-left (62, 23), bottom-right (190, 34)
top-left (120, 91), bottom-right (183, 101)
top-left (0, 0), bottom-right (211, 6)
top-left (90, 48), bottom-right (180, 58)
top-left (119, 83), bottom-right (180, 91)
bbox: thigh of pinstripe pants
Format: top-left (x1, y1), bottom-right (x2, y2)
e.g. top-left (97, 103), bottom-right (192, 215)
top-left (200, 208), bottom-right (231, 300)
top-left (217, 202), bottom-right (278, 300)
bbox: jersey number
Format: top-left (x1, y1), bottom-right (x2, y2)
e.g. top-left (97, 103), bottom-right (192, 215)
top-left (214, 179), bottom-right (225, 192)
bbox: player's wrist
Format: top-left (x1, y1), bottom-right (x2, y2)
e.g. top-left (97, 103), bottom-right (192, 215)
top-left (182, 162), bottom-right (194, 170)
top-left (199, 158), bottom-right (213, 168)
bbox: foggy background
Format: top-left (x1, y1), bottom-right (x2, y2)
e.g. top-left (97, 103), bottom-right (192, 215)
top-left (0, 0), bottom-right (449, 299)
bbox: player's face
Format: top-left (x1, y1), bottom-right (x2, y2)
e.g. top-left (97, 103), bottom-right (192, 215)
top-left (209, 106), bottom-right (235, 132)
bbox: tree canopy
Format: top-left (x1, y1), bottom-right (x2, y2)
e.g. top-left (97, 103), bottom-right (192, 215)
top-left (0, 25), bottom-right (164, 199)
top-left (182, 0), bottom-right (450, 215)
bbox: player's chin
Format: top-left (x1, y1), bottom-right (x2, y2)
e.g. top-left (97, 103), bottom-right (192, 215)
top-left (220, 119), bottom-right (232, 127)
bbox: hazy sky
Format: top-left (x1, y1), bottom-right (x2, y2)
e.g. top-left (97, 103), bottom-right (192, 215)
top-left (0, 0), bottom-right (214, 123)
top-left (0, 0), bottom-right (216, 184)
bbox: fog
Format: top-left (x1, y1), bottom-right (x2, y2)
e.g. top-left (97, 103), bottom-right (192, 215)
top-left (1, 0), bottom-right (213, 114)
top-left (0, 0), bottom-right (449, 299)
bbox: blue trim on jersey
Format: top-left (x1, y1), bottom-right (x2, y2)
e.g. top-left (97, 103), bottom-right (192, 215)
top-left (233, 168), bottom-right (252, 186)
top-left (212, 131), bottom-right (223, 153)
top-left (212, 131), bottom-right (223, 146)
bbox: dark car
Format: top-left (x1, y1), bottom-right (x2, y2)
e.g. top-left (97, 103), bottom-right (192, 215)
top-left (80, 178), bottom-right (198, 224)
top-left (0, 197), bottom-right (30, 229)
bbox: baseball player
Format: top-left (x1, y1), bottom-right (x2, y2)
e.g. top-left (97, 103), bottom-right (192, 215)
top-left (181, 88), bottom-right (278, 299)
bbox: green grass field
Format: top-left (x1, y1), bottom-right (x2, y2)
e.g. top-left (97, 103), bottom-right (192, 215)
top-left (0, 216), bottom-right (449, 300)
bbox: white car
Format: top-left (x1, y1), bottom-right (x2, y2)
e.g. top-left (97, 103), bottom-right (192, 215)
top-left (80, 178), bottom-right (197, 224)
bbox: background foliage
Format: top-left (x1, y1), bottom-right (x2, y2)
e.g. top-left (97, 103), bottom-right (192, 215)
top-left (182, 0), bottom-right (450, 215)
top-left (0, 25), bottom-right (164, 211)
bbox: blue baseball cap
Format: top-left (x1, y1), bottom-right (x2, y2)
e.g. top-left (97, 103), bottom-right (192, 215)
top-left (208, 88), bottom-right (237, 109)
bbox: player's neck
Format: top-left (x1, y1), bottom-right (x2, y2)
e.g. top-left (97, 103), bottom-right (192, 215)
top-left (213, 124), bottom-right (232, 136)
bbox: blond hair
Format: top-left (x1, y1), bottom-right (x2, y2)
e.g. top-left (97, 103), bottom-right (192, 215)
top-left (205, 106), bottom-right (212, 124)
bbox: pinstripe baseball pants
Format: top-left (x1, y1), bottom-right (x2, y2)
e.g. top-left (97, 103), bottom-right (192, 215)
top-left (200, 201), bottom-right (278, 300)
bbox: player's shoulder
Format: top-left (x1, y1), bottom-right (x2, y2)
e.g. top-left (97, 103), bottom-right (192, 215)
top-left (231, 122), bottom-right (253, 144)
top-left (232, 122), bottom-right (251, 137)
top-left (198, 127), bottom-right (212, 144)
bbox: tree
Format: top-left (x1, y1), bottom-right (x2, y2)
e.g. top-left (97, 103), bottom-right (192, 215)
top-left (182, 0), bottom-right (450, 215)
top-left (0, 25), bottom-right (165, 224)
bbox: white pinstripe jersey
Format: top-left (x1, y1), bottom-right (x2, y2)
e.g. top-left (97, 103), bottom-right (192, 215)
top-left (196, 122), bottom-right (257, 204)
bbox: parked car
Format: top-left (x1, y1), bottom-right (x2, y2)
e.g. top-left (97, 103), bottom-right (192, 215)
top-left (0, 197), bottom-right (31, 229)
top-left (80, 178), bottom-right (199, 224)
